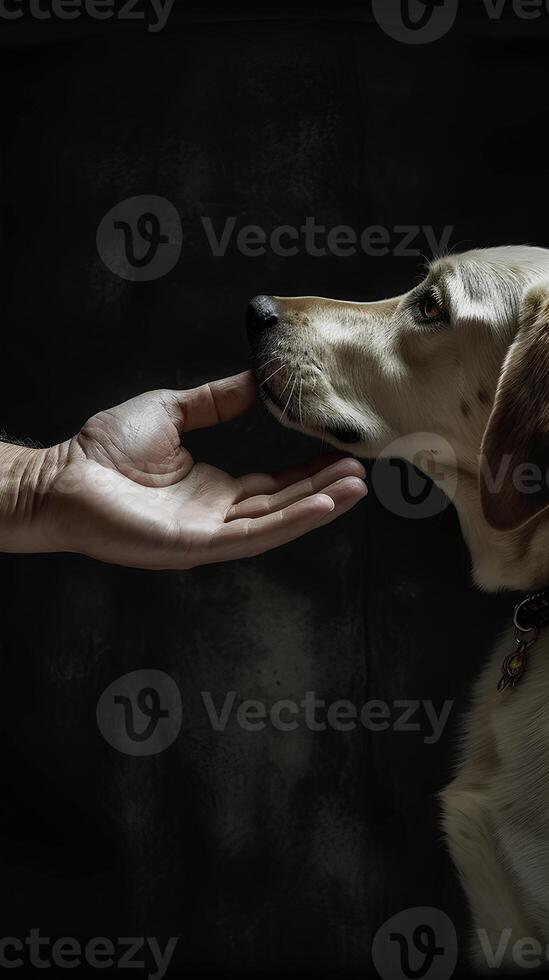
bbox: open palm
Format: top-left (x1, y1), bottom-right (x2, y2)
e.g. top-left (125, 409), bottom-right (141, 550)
top-left (48, 372), bottom-right (366, 569)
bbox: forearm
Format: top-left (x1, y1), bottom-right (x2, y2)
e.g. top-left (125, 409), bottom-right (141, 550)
top-left (0, 441), bottom-right (68, 553)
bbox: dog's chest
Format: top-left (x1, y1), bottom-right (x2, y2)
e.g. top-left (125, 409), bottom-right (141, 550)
top-left (488, 629), bottom-right (549, 927)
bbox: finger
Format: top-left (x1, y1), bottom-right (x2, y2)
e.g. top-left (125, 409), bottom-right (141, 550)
top-left (234, 454), bottom-right (359, 501)
top-left (169, 371), bottom-right (257, 433)
top-left (206, 478), bottom-right (366, 563)
top-left (206, 493), bottom-right (337, 562)
top-left (312, 475), bottom-right (368, 526)
top-left (227, 459), bottom-right (366, 520)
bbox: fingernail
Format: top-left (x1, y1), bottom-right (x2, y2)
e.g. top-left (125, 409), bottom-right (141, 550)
top-left (334, 477), bottom-right (367, 491)
top-left (316, 493), bottom-right (336, 511)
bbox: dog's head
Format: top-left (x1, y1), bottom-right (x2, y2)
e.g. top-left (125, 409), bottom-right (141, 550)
top-left (248, 247), bottom-right (549, 591)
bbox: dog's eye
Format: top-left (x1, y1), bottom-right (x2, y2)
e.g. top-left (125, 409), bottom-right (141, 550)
top-left (418, 291), bottom-right (445, 323)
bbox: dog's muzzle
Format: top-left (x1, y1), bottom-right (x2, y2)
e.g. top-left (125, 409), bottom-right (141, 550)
top-left (246, 294), bottom-right (279, 344)
top-left (247, 294), bottom-right (287, 410)
top-left (246, 293), bottom-right (364, 446)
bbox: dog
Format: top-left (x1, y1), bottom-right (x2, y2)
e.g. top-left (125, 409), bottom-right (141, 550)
top-left (247, 246), bottom-right (549, 972)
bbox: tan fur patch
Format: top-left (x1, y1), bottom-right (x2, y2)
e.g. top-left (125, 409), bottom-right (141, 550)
top-left (480, 291), bottom-right (549, 531)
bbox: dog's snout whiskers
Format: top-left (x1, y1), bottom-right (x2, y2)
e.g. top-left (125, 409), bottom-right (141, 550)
top-left (259, 364), bottom-right (286, 388)
top-left (281, 374), bottom-right (298, 424)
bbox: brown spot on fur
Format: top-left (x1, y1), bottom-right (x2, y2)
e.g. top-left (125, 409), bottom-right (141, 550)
top-left (461, 400), bottom-right (471, 418)
top-left (478, 387), bottom-right (490, 406)
top-left (480, 314), bottom-right (549, 530)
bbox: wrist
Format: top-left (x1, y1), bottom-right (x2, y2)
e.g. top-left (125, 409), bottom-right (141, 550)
top-left (0, 440), bottom-right (71, 554)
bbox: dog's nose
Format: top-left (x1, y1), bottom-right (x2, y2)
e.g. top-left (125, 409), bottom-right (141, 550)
top-left (246, 295), bottom-right (279, 343)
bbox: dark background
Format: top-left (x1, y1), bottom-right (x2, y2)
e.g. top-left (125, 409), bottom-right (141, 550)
top-left (0, 4), bottom-right (544, 976)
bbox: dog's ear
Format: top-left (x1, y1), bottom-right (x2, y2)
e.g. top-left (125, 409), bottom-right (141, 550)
top-left (480, 285), bottom-right (549, 532)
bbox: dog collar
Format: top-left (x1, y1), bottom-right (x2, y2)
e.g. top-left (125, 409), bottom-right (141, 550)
top-left (498, 589), bottom-right (549, 691)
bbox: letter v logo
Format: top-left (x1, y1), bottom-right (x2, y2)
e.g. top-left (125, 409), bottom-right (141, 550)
top-left (372, 0), bottom-right (458, 44)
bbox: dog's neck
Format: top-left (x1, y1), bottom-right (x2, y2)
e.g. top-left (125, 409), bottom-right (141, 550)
top-left (451, 472), bottom-right (549, 593)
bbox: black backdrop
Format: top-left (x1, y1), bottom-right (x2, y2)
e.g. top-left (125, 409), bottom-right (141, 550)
top-left (0, 5), bottom-right (544, 977)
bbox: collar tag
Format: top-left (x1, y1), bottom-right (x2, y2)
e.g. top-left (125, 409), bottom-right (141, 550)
top-left (498, 593), bottom-right (546, 692)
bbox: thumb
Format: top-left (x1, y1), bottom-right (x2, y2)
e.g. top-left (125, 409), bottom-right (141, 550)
top-left (171, 371), bottom-right (257, 433)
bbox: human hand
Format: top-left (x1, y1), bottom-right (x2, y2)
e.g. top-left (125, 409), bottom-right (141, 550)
top-left (2, 372), bottom-right (366, 569)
